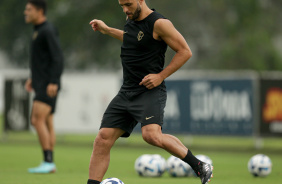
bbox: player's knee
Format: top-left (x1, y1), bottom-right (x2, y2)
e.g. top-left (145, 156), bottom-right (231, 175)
top-left (30, 115), bottom-right (40, 126)
top-left (142, 133), bottom-right (162, 147)
top-left (30, 111), bottom-right (46, 127)
top-left (94, 130), bottom-right (114, 148)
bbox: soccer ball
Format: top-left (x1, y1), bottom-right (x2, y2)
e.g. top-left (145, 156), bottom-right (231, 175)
top-left (188, 154), bottom-right (213, 177)
top-left (101, 178), bottom-right (124, 184)
top-left (134, 154), bottom-right (152, 176)
top-left (248, 154), bottom-right (272, 177)
top-left (134, 154), bottom-right (166, 177)
top-left (195, 154), bottom-right (213, 165)
top-left (166, 155), bottom-right (191, 177)
top-left (151, 154), bottom-right (167, 171)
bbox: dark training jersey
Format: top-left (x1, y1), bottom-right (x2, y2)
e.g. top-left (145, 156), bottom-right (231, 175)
top-left (120, 10), bottom-right (167, 91)
top-left (30, 21), bottom-right (63, 91)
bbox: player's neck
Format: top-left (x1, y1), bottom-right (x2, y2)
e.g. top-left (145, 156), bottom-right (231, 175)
top-left (136, 6), bottom-right (153, 21)
top-left (34, 16), bottom-right (47, 25)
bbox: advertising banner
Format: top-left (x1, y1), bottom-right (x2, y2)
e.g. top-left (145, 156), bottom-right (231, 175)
top-left (260, 78), bottom-right (282, 136)
top-left (163, 79), bottom-right (255, 135)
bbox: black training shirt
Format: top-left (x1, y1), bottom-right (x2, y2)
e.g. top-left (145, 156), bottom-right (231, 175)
top-left (30, 21), bottom-right (63, 91)
top-left (120, 10), bottom-right (167, 91)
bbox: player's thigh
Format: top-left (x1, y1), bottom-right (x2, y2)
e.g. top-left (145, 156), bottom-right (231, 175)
top-left (131, 86), bottom-right (167, 126)
top-left (101, 92), bottom-right (138, 137)
top-left (34, 89), bottom-right (58, 114)
top-left (31, 100), bottom-right (52, 122)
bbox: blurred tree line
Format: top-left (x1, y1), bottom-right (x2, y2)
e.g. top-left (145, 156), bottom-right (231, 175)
top-left (0, 0), bottom-right (281, 71)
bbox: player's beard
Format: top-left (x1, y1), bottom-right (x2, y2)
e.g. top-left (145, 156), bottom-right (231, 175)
top-left (131, 3), bottom-right (141, 20)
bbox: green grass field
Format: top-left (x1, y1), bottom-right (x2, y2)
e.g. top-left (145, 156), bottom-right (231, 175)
top-left (1, 116), bottom-right (282, 184)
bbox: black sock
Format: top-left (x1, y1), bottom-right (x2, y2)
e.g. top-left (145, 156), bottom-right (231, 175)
top-left (182, 149), bottom-right (201, 170)
top-left (87, 179), bottom-right (100, 184)
top-left (43, 150), bottom-right (53, 163)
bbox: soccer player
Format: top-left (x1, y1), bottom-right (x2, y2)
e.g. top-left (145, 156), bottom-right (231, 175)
top-left (88, 0), bottom-right (213, 184)
top-left (24, 0), bottom-right (64, 174)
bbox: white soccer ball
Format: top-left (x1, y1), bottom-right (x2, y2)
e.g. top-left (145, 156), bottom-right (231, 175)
top-left (166, 155), bottom-right (191, 177)
top-left (188, 154), bottom-right (213, 177)
top-left (101, 177), bottom-right (124, 184)
top-left (134, 154), bottom-right (166, 177)
top-left (248, 154), bottom-right (272, 177)
top-left (134, 154), bottom-right (152, 176)
top-left (196, 154), bottom-right (213, 165)
top-left (151, 154), bottom-right (167, 172)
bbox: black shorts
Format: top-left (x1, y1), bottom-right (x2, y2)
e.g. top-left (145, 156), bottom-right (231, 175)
top-left (33, 89), bottom-right (58, 114)
top-left (100, 86), bottom-right (167, 137)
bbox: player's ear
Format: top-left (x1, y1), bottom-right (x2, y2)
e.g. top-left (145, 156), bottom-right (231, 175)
top-left (37, 7), bottom-right (44, 16)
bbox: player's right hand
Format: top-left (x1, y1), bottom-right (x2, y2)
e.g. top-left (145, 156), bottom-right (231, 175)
top-left (89, 19), bottom-right (109, 34)
top-left (25, 78), bottom-right (33, 92)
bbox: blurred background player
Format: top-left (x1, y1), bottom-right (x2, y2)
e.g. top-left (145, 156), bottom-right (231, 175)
top-left (88, 0), bottom-right (212, 184)
top-left (24, 0), bottom-right (64, 174)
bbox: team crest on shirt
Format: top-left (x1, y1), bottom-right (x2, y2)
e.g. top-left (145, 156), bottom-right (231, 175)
top-left (32, 31), bottom-right (38, 40)
top-left (137, 31), bottom-right (144, 41)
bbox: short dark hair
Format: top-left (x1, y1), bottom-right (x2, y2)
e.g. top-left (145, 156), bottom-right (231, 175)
top-left (28, 0), bottom-right (47, 15)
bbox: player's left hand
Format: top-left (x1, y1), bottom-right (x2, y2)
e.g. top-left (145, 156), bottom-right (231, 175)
top-left (47, 83), bottom-right (58, 98)
top-left (139, 74), bottom-right (164, 89)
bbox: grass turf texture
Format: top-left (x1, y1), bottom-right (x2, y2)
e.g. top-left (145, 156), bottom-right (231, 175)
top-left (1, 135), bottom-right (282, 184)
top-left (1, 116), bottom-right (282, 184)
